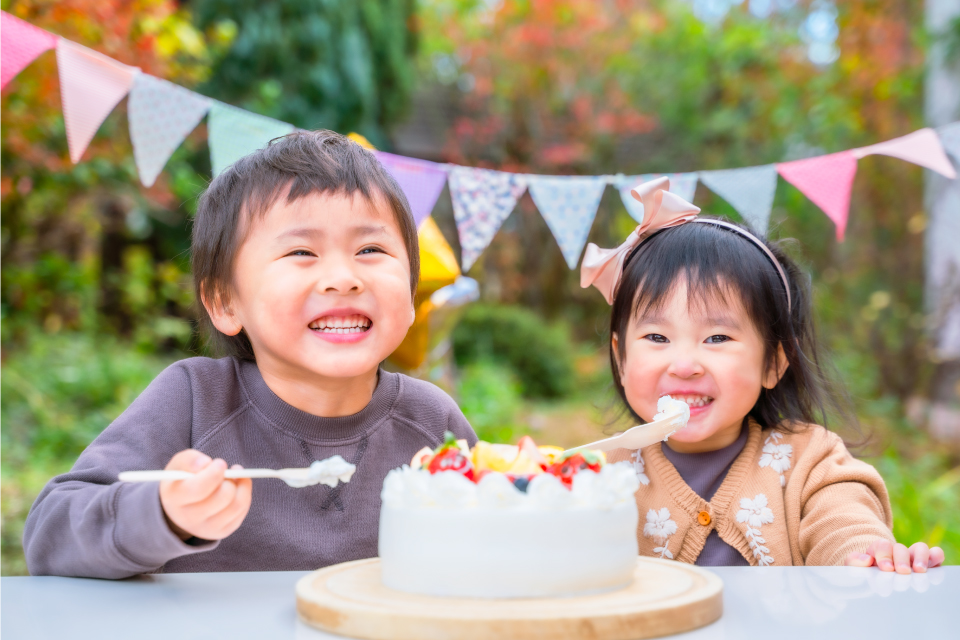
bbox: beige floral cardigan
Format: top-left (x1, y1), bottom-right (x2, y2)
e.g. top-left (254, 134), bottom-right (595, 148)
top-left (608, 420), bottom-right (895, 566)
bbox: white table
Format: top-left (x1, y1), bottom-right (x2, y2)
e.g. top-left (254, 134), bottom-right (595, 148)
top-left (1, 566), bottom-right (953, 639)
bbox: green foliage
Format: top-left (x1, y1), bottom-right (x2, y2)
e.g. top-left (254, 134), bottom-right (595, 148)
top-left (192, 0), bottom-right (418, 147)
top-left (452, 304), bottom-right (576, 398)
top-left (455, 360), bottom-right (525, 443)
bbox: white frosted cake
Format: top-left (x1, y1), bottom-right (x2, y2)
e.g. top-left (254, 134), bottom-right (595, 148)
top-left (378, 435), bottom-right (640, 599)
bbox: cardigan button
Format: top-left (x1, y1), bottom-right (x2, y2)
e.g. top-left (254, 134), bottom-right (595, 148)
top-left (697, 511), bottom-right (711, 526)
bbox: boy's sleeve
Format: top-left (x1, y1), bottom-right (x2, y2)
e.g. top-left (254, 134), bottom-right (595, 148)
top-left (796, 432), bottom-right (895, 566)
top-left (22, 362), bottom-right (218, 578)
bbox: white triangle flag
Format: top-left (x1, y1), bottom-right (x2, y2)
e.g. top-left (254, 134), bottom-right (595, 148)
top-left (449, 166), bottom-right (527, 271)
top-left (938, 121), bottom-right (960, 165)
top-left (617, 173), bottom-right (698, 223)
top-left (699, 164), bottom-right (779, 235)
top-left (527, 175), bottom-right (607, 268)
top-left (207, 101), bottom-right (295, 176)
top-left (128, 74), bottom-right (212, 187)
top-left (56, 39), bottom-right (138, 163)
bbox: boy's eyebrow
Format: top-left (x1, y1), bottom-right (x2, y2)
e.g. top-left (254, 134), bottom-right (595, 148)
top-left (275, 224), bottom-right (389, 242)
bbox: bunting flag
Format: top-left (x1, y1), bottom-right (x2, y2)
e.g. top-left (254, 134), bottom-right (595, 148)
top-left (852, 128), bottom-right (957, 179)
top-left (128, 74), bottom-right (212, 187)
top-left (527, 175), bottom-right (607, 268)
top-left (1, 11), bottom-right (58, 89)
top-left (698, 164), bottom-right (779, 236)
top-left (777, 151), bottom-right (858, 241)
top-left (374, 151), bottom-right (448, 227)
top-left (449, 167), bottom-right (527, 271)
top-left (207, 101), bottom-right (294, 176)
top-left (617, 173), bottom-right (698, 223)
top-left (56, 39), bottom-right (138, 163)
top-left (938, 122), bottom-right (960, 164)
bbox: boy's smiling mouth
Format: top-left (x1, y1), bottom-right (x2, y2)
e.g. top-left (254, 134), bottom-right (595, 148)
top-left (309, 314), bottom-right (372, 334)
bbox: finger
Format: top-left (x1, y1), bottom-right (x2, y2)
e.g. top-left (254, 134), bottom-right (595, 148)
top-left (845, 551), bottom-right (874, 567)
top-left (164, 449), bottom-right (212, 472)
top-left (177, 458), bottom-right (229, 505)
top-left (929, 547), bottom-right (945, 568)
top-left (194, 476), bottom-right (239, 517)
top-left (893, 543), bottom-right (911, 574)
top-left (874, 539), bottom-right (894, 572)
top-left (206, 495), bottom-right (252, 539)
top-left (909, 542), bottom-right (930, 573)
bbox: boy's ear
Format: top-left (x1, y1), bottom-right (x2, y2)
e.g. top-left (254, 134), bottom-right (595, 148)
top-left (201, 288), bottom-right (243, 337)
top-left (762, 343), bottom-right (789, 389)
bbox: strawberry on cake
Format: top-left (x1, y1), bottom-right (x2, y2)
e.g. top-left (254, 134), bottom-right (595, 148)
top-left (378, 433), bottom-right (640, 598)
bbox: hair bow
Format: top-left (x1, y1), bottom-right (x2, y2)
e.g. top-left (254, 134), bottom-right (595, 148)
top-left (580, 176), bottom-right (700, 304)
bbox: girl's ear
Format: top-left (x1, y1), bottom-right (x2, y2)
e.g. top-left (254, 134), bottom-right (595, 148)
top-left (202, 288), bottom-right (243, 337)
top-left (611, 332), bottom-right (624, 384)
top-left (762, 343), bottom-right (789, 389)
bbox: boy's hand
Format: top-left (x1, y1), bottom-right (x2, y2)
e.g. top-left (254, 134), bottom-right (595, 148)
top-left (845, 539), bottom-right (945, 573)
top-left (159, 450), bottom-right (252, 542)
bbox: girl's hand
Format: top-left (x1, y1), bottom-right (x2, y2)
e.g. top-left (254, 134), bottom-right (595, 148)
top-left (159, 449), bottom-right (253, 542)
top-left (845, 539), bottom-right (945, 573)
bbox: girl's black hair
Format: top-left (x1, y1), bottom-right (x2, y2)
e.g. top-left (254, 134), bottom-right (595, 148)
top-left (609, 219), bottom-right (853, 434)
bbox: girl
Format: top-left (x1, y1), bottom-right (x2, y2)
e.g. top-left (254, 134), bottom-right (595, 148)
top-left (581, 177), bottom-right (944, 572)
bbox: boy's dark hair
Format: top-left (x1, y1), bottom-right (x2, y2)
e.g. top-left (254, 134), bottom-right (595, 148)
top-left (191, 129), bottom-right (420, 360)
top-left (609, 219), bottom-right (853, 434)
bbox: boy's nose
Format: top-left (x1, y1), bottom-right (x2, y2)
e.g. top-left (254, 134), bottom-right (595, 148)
top-left (318, 258), bottom-right (364, 294)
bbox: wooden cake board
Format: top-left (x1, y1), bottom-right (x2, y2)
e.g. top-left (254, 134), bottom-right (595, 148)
top-left (296, 557), bottom-right (723, 640)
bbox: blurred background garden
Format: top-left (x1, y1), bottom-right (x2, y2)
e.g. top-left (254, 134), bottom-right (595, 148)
top-left (3, 0), bottom-right (960, 575)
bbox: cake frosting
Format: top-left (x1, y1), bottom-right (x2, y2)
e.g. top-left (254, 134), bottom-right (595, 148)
top-left (378, 435), bottom-right (640, 599)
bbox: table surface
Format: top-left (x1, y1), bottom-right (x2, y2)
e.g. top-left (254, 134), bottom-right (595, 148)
top-left (1, 565), bottom-right (954, 640)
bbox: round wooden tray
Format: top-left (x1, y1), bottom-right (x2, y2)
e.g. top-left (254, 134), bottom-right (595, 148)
top-left (296, 557), bottom-right (723, 640)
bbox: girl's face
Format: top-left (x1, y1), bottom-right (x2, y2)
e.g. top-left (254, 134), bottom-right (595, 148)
top-left (614, 279), bottom-right (785, 453)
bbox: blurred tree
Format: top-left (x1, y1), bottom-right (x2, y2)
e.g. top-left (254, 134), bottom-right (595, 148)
top-left (190, 0), bottom-right (419, 148)
top-left (1, 0), bottom-right (212, 349)
top-left (420, 0), bottom-right (934, 410)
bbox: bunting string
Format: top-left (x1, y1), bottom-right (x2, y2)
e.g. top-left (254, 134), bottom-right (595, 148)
top-left (1, 9), bottom-right (957, 272)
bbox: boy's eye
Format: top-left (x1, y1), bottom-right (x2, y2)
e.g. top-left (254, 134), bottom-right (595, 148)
top-left (643, 334), bottom-right (669, 344)
top-left (705, 335), bottom-right (731, 344)
top-left (288, 249), bottom-right (315, 257)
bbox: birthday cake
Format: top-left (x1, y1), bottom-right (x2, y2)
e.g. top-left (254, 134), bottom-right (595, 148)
top-left (378, 434), bottom-right (640, 599)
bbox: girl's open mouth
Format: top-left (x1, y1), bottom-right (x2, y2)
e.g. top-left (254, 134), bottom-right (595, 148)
top-left (663, 394), bottom-right (714, 409)
top-left (309, 314), bottom-right (372, 335)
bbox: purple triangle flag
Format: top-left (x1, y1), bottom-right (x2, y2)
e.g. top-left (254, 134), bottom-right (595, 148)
top-left (129, 74), bottom-right (212, 187)
top-left (374, 151), bottom-right (448, 227)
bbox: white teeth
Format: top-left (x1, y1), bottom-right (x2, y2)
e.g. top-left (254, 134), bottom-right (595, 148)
top-left (309, 314), bottom-right (372, 333)
top-left (663, 394), bottom-right (713, 408)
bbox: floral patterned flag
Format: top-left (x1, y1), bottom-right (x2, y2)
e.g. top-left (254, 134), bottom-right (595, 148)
top-left (128, 74), bottom-right (212, 187)
top-left (698, 164), bottom-right (779, 236)
top-left (616, 173), bottom-right (698, 223)
top-left (1, 11), bottom-right (58, 89)
top-left (527, 175), bottom-right (607, 268)
top-left (449, 166), bottom-right (527, 271)
top-left (852, 128), bottom-right (956, 179)
top-left (374, 151), bottom-right (448, 227)
top-left (207, 101), bottom-right (294, 176)
top-left (937, 121), bottom-right (960, 165)
top-left (777, 151), bottom-right (858, 241)
top-left (56, 39), bottom-right (139, 163)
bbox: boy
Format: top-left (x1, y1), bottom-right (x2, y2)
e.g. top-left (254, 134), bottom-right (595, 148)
top-left (23, 130), bottom-right (477, 578)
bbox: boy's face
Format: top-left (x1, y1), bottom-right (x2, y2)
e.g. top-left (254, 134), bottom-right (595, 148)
top-left (211, 191), bottom-right (415, 384)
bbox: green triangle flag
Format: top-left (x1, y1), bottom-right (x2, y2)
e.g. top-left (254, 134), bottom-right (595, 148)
top-left (208, 101), bottom-right (294, 176)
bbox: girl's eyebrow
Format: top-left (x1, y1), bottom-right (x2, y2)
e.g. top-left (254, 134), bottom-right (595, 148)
top-left (703, 314), bottom-right (742, 330)
top-left (275, 224), bottom-right (388, 242)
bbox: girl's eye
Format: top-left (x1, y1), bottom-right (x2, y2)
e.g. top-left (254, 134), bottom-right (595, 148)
top-left (643, 334), bottom-right (669, 344)
top-left (705, 335), bottom-right (731, 344)
top-left (358, 246), bottom-right (384, 255)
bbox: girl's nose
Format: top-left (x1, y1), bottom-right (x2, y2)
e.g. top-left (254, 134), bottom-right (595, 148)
top-left (667, 355), bottom-right (704, 379)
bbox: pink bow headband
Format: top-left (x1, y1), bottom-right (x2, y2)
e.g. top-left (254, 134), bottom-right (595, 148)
top-left (580, 176), bottom-right (792, 311)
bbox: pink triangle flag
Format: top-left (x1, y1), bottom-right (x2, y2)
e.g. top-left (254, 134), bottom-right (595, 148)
top-left (1, 11), bottom-right (58, 89)
top-left (777, 151), bottom-right (858, 241)
top-left (56, 39), bottom-right (138, 163)
top-left (852, 128), bottom-right (957, 179)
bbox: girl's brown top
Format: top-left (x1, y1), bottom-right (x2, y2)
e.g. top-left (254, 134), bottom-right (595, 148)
top-left (609, 420), bottom-right (895, 566)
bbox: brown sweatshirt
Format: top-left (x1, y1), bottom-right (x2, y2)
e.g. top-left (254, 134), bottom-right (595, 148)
top-left (23, 357), bottom-right (477, 578)
top-left (609, 420), bottom-right (895, 566)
